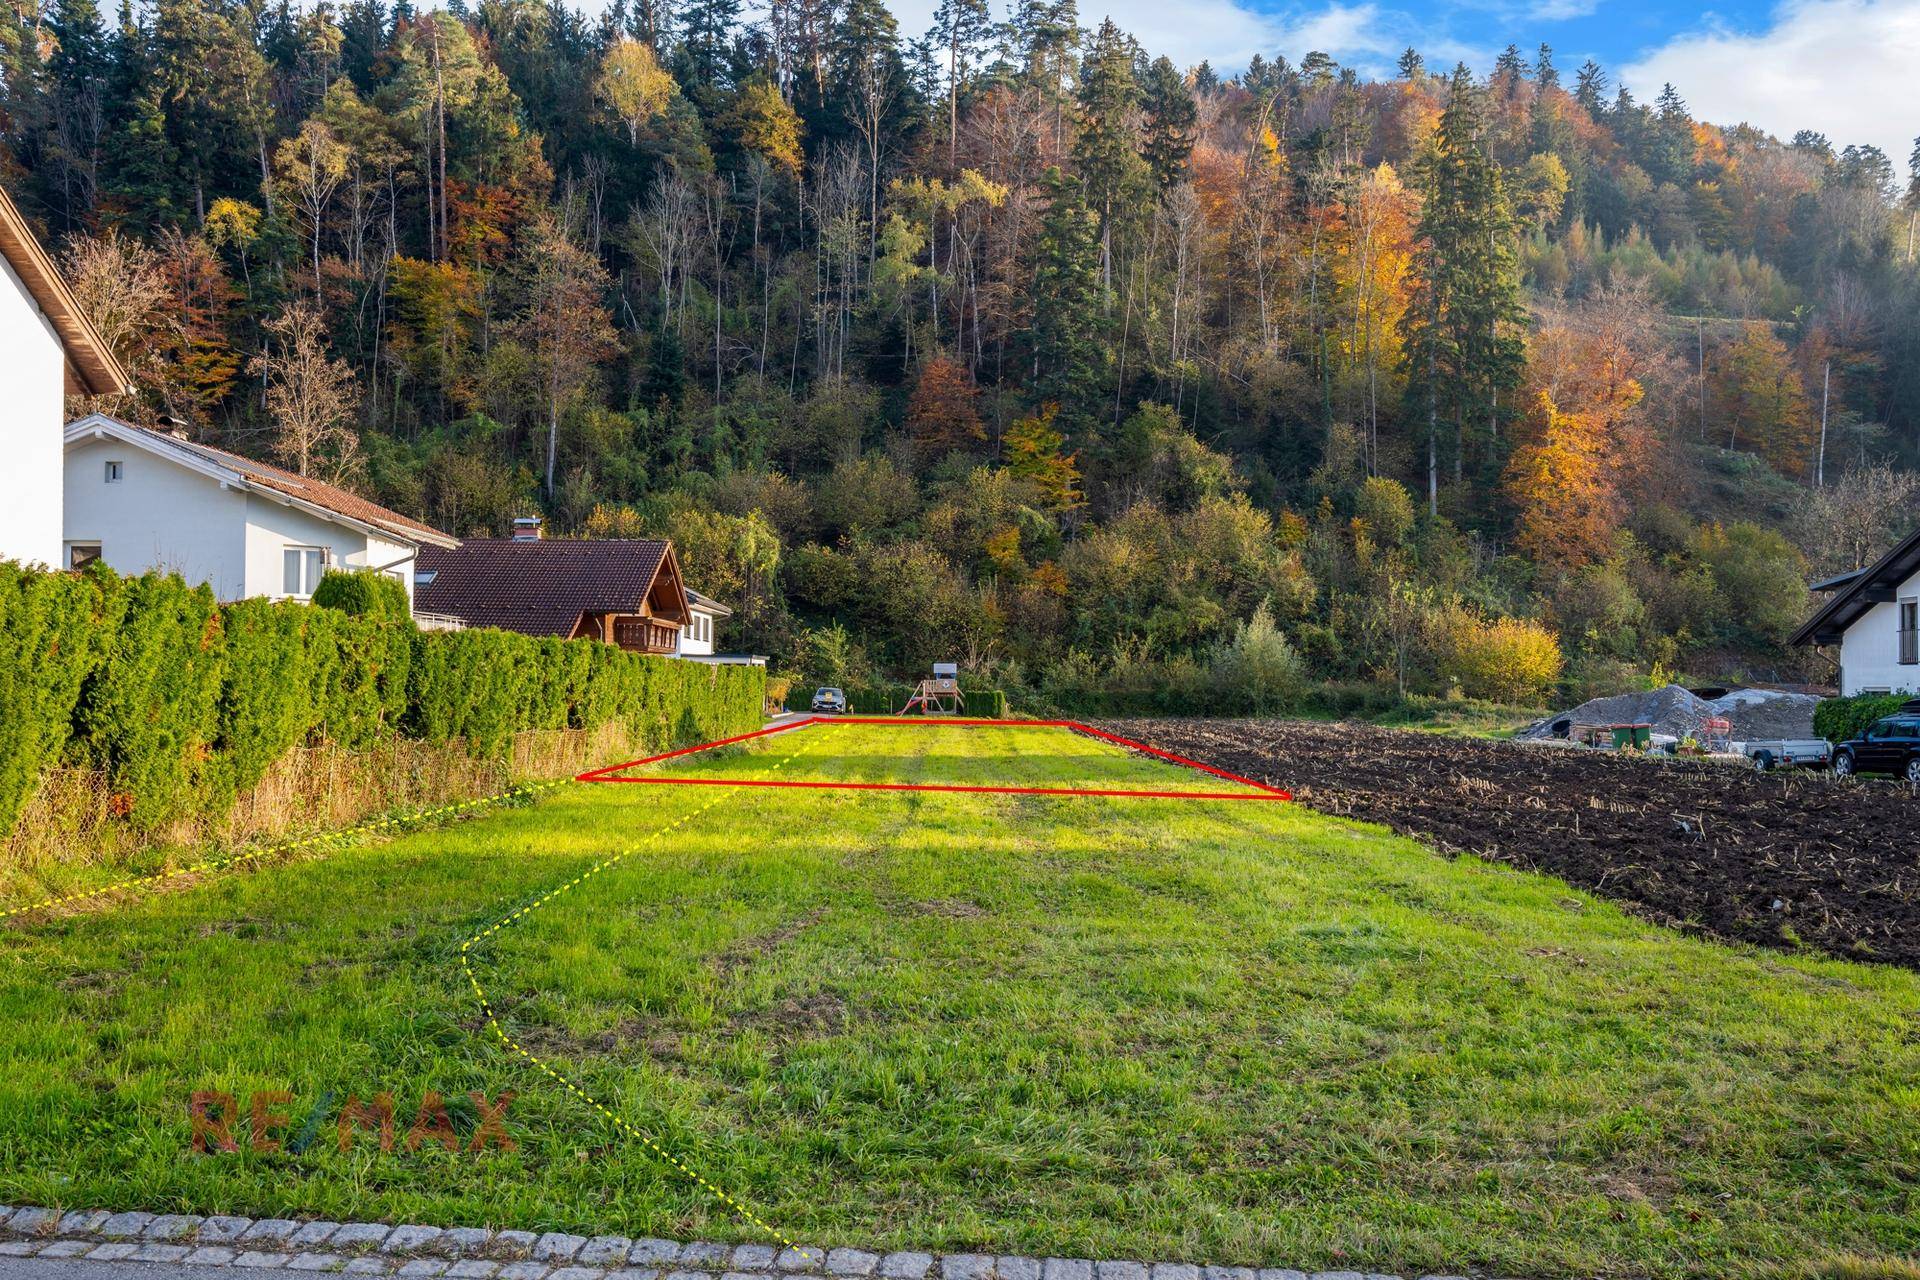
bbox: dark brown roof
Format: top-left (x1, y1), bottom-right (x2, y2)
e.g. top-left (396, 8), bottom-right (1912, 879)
top-left (415, 539), bottom-right (688, 636)
top-left (1789, 524), bottom-right (1920, 647)
top-left (0, 186), bottom-right (133, 397)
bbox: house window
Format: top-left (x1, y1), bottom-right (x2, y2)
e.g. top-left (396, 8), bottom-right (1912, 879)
top-left (66, 542), bottom-right (101, 570)
top-left (283, 546), bottom-right (327, 598)
top-left (1901, 600), bottom-right (1918, 665)
top-left (103, 460), bottom-right (123, 483)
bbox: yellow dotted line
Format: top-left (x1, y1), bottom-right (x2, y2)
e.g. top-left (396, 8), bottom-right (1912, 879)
top-left (458, 731), bottom-right (821, 1258)
top-left (0, 780), bottom-right (572, 924)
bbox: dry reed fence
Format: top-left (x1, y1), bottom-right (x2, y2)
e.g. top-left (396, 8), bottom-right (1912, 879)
top-left (0, 721), bottom-right (641, 893)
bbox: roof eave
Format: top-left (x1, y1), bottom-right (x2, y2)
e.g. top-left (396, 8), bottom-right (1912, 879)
top-left (0, 189), bottom-right (134, 398)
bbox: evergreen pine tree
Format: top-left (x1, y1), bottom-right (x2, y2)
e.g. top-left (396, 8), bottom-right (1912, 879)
top-left (929, 0), bottom-right (990, 161)
top-left (1072, 18), bottom-right (1147, 263)
top-left (45, 0), bottom-right (111, 226)
top-left (1140, 55), bottom-right (1195, 195)
top-left (1396, 47), bottom-right (1423, 80)
top-left (1028, 167), bottom-right (1106, 434)
top-left (1573, 59), bottom-right (1606, 114)
top-left (1400, 64), bottom-right (1526, 512)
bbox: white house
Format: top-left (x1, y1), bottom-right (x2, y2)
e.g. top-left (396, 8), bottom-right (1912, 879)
top-left (1790, 528), bottom-right (1920, 695)
top-left (64, 413), bottom-right (457, 608)
top-left (675, 589), bottom-right (731, 657)
top-left (0, 187), bottom-right (132, 567)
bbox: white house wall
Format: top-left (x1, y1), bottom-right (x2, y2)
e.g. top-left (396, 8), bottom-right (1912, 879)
top-left (1841, 565), bottom-right (1920, 695)
top-left (65, 436), bottom-right (249, 596)
top-left (0, 255), bottom-right (67, 568)
top-left (242, 496), bottom-right (412, 605)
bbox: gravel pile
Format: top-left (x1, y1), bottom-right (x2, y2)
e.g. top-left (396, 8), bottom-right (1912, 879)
top-left (1521, 684), bottom-right (1819, 745)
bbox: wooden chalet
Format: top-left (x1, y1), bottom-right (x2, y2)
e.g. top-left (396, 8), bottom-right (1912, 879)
top-left (414, 534), bottom-right (692, 654)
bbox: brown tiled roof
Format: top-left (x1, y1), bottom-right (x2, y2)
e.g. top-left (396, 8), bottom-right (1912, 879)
top-left (164, 432), bottom-right (455, 546)
top-left (415, 539), bottom-right (686, 636)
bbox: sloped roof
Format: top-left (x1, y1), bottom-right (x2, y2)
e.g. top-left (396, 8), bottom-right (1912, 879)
top-left (415, 538), bottom-right (688, 636)
top-left (0, 187), bottom-right (132, 397)
top-left (1788, 525), bottom-right (1920, 647)
top-left (65, 414), bottom-right (456, 548)
top-left (688, 588), bottom-right (732, 617)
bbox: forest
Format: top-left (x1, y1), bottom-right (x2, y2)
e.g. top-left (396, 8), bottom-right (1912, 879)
top-left (4, 0), bottom-right (1919, 710)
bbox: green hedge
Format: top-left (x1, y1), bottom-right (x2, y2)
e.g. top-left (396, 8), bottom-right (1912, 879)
top-left (0, 564), bottom-right (765, 838)
top-left (311, 568), bottom-right (411, 620)
top-left (1814, 693), bottom-right (1915, 744)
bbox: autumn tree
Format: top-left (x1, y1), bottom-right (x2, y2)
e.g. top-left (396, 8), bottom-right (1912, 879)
top-left (1717, 327), bottom-right (1816, 477)
top-left (1004, 404), bottom-right (1083, 513)
top-left (274, 118), bottom-right (349, 290)
top-left (594, 39), bottom-right (677, 147)
top-left (250, 300), bottom-right (362, 482)
top-left (1503, 390), bottom-right (1615, 570)
top-left (906, 355), bottom-right (986, 457)
top-left (59, 228), bottom-right (175, 417)
top-left (507, 217), bottom-right (619, 496)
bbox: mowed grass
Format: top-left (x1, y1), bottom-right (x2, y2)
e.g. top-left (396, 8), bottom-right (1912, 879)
top-left (2, 722), bottom-right (1917, 1279)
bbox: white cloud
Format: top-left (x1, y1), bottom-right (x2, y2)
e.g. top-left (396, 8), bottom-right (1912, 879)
top-left (1619, 0), bottom-right (1920, 162)
top-left (871, 0), bottom-right (1418, 75)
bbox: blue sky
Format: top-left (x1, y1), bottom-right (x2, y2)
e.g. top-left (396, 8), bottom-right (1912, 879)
top-left (877, 0), bottom-right (1920, 162)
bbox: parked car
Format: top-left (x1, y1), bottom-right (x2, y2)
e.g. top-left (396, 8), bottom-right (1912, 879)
top-left (1831, 715), bottom-right (1920, 780)
top-left (811, 686), bottom-right (847, 714)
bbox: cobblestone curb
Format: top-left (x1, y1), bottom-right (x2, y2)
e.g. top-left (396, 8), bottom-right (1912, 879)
top-left (0, 1207), bottom-right (1481, 1280)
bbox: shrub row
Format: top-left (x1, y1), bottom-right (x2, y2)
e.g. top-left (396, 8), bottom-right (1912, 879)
top-left (1813, 692), bottom-right (1916, 744)
top-left (0, 564), bottom-right (765, 838)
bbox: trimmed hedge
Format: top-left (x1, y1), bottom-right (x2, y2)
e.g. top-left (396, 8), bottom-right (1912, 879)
top-left (0, 563), bottom-right (764, 838)
top-left (1814, 693), bottom-right (1915, 744)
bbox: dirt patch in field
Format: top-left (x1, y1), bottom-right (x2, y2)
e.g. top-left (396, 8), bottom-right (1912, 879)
top-left (1102, 718), bottom-right (1920, 968)
top-left (713, 907), bottom-right (826, 976)
top-left (733, 989), bottom-right (849, 1036)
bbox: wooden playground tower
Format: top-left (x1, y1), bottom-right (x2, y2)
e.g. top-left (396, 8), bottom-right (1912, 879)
top-left (901, 662), bottom-right (966, 715)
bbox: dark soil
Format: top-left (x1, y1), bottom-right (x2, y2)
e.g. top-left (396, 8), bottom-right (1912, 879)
top-left (1104, 718), bottom-right (1920, 969)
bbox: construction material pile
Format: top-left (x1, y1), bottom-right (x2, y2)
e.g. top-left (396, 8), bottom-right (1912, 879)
top-left (1518, 683), bottom-right (1819, 746)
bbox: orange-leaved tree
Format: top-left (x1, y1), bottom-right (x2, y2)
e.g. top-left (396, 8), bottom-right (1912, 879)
top-left (906, 354), bottom-right (986, 456)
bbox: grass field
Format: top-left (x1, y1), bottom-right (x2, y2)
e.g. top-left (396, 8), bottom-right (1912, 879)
top-left (2, 721), bottom-right (1917, 1279)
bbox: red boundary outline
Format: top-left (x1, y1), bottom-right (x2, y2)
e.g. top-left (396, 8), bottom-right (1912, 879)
top-left (576, 716), bottom-right (1291, 802)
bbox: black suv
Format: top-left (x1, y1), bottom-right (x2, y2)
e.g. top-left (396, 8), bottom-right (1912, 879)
top-left (1832, 715), bottom-right (1920, 781)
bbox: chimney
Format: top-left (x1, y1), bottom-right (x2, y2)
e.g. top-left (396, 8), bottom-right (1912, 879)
top-left (512, 516), bottom-right (544, 542)
top-left (161, 414), bottom-right (191, 441)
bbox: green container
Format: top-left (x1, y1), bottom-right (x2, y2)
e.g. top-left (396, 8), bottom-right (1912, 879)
top-left (1611, 725), bottom-right (1651, 750)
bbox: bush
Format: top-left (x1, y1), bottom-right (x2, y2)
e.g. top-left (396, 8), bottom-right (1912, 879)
top-left (312, 569), bottom-right (411, 620)
top-left (1814, 693), bottom-right (1912, 744)
top-left (1441, 614), bottom-right (1564, 704)
top-left (1206, 601), bottom-right (1306, 714)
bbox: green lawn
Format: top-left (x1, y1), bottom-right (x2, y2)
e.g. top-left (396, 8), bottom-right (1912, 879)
top-left (2, 722), bottom-right (1916, 1279)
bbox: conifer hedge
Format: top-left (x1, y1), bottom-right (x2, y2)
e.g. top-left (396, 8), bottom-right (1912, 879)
top-left (0, 563), bottom-right (764, 839)
top-left (1813, 692), bottom-right (1914, 744)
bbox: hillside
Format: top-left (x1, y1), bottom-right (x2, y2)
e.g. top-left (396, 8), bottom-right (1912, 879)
top-left (3, 0), bottom-right (1918, 702)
